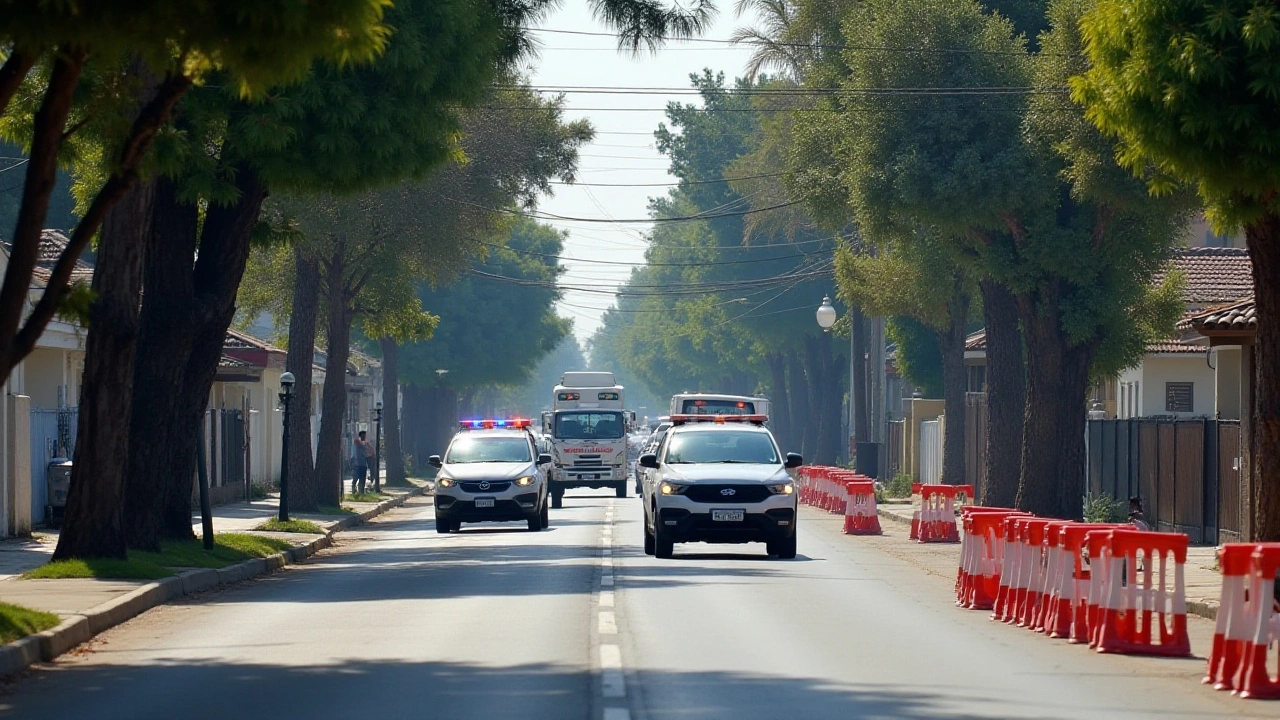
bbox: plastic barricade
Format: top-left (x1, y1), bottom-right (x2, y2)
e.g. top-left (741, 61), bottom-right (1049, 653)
top-left (1236, 545), bottom-right (1280, 699)
top-left (829, 471), bottom-right (857, 515)
top-left (1012, 518), bottom-right (1054, 628)
top-left (1029, 520), bottom-right (1076, 632)
top-left (956, 509), bottom-right (1025, 610)
top-left (916, 484), bottom-right (971, 543)
top-left (1043, 523), bottom-right (1117, 642)
top-left (1205, 543), bottom-right (1265, 692)
top-left (993, 515), bottom-right (1031, 623)
top-left (1091, 529), bottom-right (1192, 657)
top-left (843, 481), bottom-right (882, 535)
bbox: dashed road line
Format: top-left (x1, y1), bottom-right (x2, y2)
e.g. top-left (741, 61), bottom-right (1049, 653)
top-left (598, 611), bottom-right (618, 634)
top-left (600, 644), bottom-right (626, 698)
top-left (597, 500), bottom-right (630, 719)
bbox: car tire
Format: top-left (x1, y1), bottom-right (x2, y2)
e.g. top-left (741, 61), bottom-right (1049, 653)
top-left (551, 490), bottom-right (563, 509)
top-left (654, 523), bottom-right (674, 559)
top-left (615, 483), bottom-right (627, 499)
top-left (771, 532), bottom-right (797, 559)
top-left (539, 500), bottom-right (550, 529)
top-left (435, 514), bottom-right (451, 534)
top-left (643, 522), bottom-right (656, 555)
top-left (527, 514), bottom-right (540, 531)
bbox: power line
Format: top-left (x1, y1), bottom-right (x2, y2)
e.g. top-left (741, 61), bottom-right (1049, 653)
top-left (484, 240), bottom-right (833, 267)
top-left (445, 197), bottom-right (803, 224)
top-left (501, 83), bottom-right (1067, 96)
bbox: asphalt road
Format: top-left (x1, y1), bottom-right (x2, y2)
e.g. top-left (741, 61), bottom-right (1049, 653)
top-left (0, 492), bottom-right (1271, 719)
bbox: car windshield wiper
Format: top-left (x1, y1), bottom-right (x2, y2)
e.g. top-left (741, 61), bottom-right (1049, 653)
top-left (712, 460), bottom-right (757, 464)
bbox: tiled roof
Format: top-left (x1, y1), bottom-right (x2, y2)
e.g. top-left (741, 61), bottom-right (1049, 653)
top-left (1146, 338), bottom-right (1205, 354)
top-left (218, 355), bottom-right (252, 369)
top-left (965, 330), bottom-right (986, 351)
top-left (23, 230), bottom-right (94, 286)
top-left (1179, 296), bottom-right (1256, 333)
top-left (1153, 247), bottom-right (1252, 305)
top-left (225, 327), bottom-right (284, 353)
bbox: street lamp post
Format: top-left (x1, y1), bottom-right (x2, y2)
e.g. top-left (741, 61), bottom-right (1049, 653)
top-left (373, 400), bottom-right (383, 492)
top-left (278, 372), bottom-right (295, 522)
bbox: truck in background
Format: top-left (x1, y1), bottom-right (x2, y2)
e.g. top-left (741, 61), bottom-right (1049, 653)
top-left (544, 371), bottom-right (631, 507)
top-left (669, 393), bottom-right (771, 419)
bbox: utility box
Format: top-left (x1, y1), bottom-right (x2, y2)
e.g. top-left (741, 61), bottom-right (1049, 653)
top-left (46, 459), bottom-right (72, 527)
top-left (855, 442), bottom-right (881, 480)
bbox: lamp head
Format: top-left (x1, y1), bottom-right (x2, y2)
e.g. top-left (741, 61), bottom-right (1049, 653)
top-left (280, 371), bottom-right (295, 390)
top-left (815, 296), bottom-right (837, 330)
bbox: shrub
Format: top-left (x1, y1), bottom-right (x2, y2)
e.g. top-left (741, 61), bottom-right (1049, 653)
top-left (884, 473), bottom-right (914, 499)
top-left (1082, 492), bottom-right (1127, 524)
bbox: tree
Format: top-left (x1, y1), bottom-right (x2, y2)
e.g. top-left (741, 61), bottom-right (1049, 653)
top-left (1074, 1), bottom-right (1280, 538)
top-left (39, 2), bottom-right (391, 561)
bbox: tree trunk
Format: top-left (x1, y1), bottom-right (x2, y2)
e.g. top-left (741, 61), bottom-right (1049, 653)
top-left (814, 333), bottom-right (841, 465)
top-left (314, 249), bottom-right (353, 507)
top-left (379, 337), bottom-right (408, 485)
top-left (765, 352), bottom-right (791, 451)
top-left (980, 279), bottom-right (1024, 507)
top-left (1015, 281), bottom-right (1091, 519)
top-left (802, 335), bottom-right (824, 461)
top-left (53, 180), bottom-right (153, 560)
top-left (1245, 212), bottom-right (1280, 540)
top-left (786, 350), bottom-right (809, 459)
top-left (401, 383), bottom-right (429, 471)
top-left (125, 179), bottom-right (199, 550)
top-left (851, 306), bottom-right (870, 444)
top-left (286, 248), bottom-right (322, 511)
top-left (939, 280), bottom-right (970, 485)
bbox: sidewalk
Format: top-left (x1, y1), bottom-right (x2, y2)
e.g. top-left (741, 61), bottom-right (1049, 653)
top-left (872, 500), bottom-right (1223, 619)
top-left (0, 482), bottom-right (427, 675)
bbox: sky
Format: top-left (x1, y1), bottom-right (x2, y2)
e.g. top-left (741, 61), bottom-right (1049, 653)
top-left (525, 4), bottom-right (761, 346)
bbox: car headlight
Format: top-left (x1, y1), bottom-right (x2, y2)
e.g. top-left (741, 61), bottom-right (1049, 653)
top-left (659, 481), bottom-right (688, 496)
top-left (766, 482), bottom-right (795, 495)
top-left (514, 476), bottom-right (535, 487)
top-left (437, 477), bottom-right (454, 488)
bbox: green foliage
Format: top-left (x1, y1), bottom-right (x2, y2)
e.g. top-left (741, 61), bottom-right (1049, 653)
top-left (887, 317), bottom-right (944, 398)
top-left (0, 141), bottom-right (77, 240)
top-left (401, 219), bottom-right (571, 390)
top-left (885, 472), bottom-right (914, 498)
top-left (24, 533), bottom-right (293, 578)
top-left (0, 602), bottom-right (61, 644)
top-left (25, 558), bottom-right (174, 580)
top-left (255, 518), bottom-right (326, 534)
top-left (1082, 492), bottom-right (1127, 524)
top-left (345, 492), bottom-right (388, 503)
top-left (1075, 0), bottom-right (1280, 228)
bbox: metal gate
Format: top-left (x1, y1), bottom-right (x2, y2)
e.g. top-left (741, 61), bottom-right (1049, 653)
top-left (29, 408), bottom-right (77, 524)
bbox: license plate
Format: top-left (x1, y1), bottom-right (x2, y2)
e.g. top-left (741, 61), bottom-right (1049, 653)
top-left (474, 498), bottom-right (495, 508)
top-left (711, 509), bottom-right (745, 522)
top-left (587, 474), bottom-right (599, 480)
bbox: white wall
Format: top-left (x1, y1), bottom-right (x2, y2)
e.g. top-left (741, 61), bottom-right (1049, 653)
top-left (1119, 355), bottom-right (1217, 418)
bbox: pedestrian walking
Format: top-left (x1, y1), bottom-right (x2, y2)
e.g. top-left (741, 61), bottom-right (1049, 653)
top-left (353, 431), bottom-right (374, 495)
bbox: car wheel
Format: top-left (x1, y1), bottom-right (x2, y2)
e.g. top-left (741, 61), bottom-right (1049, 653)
top-left (551, 490), bottom-right (563, 509)
top-left (643, 522), bottom-right (656, 555)
top-left (772, 532), bottom-right (797, 559)
top-left (654, 523), bottom-right (674, 559)
top-left (615, 483), bottom-right (627, 499)
top-left (527, 514), bottom-right (541, 531)
top-left (539, 500), bottom-right (550, 529)
top-left (435, 514), bottom-right (451, 534)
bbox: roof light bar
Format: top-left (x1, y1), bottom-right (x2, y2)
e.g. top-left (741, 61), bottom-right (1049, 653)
top-left (458, 418), bottom-right (532, 430)
top-left (670, 414), bottom-right (768, 426)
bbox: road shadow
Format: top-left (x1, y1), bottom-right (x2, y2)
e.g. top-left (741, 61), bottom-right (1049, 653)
top-left (0, 657), bottom-right (1109, 720)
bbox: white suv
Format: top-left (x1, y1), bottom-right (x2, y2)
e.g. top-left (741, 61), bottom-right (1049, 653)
top-left (638, 416), bottom-right (802, 559)
top-left (428, 422), bottom-right (552, 533)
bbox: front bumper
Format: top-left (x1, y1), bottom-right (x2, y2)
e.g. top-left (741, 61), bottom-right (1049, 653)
top-left (654, 495), bottom-right (797, 544)
top-left (435, 489), bottom-right (542, 523)
top-left (551, 466), bottom-right (626, 489)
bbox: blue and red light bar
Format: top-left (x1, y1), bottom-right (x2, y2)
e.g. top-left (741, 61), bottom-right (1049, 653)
top-left (670, 414), bottom-right (768, 426)
top-left (459, 418), bottom-right (532, 430)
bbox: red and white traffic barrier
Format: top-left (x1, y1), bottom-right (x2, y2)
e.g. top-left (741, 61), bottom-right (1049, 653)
top-left (1204, 543), bottom-right (1261, 692)
top-left (956, 509), bottom-right (1025, 610)
top-left (1233, 544), bottom-right (1280, 698)
top-left (916, 484), bottom-right (971, 543)
top-left (843, 481), bottom-right (882, 535)
top-left (1090, 528), bottom-right (1192, 657)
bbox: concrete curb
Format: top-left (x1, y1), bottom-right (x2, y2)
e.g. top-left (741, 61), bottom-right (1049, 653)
top-left (874, 507), bottom-right (1221, 621)
top-left (0, 487), bottom-right (423, 678)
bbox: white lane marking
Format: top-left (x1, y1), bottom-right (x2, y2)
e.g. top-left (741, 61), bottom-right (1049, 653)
top-left (602, 537), bottom-right (613, 548)
top-left (598, 611), bottom-right (617, 634)
top-left (603, 709), bottom-right (631, 720)
top-left (600, 590), bottom-right (614, 607)
top-left (601, 644), bottom-right (626, 698)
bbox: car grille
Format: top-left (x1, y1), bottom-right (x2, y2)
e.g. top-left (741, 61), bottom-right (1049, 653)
top-left (684, 484), bottom-right (772, 504)
top-left (573, 460), bottom-right (607, 467)
top-left (459, 481), bottom-right (512, 493)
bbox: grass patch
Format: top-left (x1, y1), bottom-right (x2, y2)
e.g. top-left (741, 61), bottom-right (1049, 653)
top-left (255, 518), bottom-right (325, 534)
top-left (25, 558), bottom-right (173, 580)
top-left (315, 505), bottom-right (355, 516)
top-left (0, 602), bottom-right (61, 644)
top-left (131, 534), bottom-right (294, 569)
top-left (344, 492), bottom-right (387, 503)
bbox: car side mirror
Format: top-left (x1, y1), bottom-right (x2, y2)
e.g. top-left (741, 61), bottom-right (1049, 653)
top-left (537, 453), bottom-right (553, 466)
top-left (784, 453), bottom-right (803, 469)
top-left (428, 455), bottom-right (442, 468)
top-left (638, 453), bottom-right (659, 469)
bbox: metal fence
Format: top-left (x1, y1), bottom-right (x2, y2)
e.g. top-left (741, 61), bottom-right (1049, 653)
top-left (884, 419), bottom-right (904, 480)
top-left (920, 419), bottom-right (942, 484)
top-left (29, 408), bottom-right (77, 524)
top-left (200, 408), bottom-right (247, 505)
top-left (1086, 417), bottom-right (1240, 544)
top-left (964, 392), bottom-right (988, 489)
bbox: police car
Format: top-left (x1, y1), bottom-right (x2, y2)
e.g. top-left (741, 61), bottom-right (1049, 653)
top-left (428, 419), bottom-right (553, 533)
top-left (638, 414), bottom-right (802, 559)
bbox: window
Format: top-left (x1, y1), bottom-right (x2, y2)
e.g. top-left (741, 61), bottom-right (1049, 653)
top-left (1165, 382), bottom-right (1193, 413)
top-left (554, 411), bottom-right (625, 439)
top-left (664, 430), bottom-right (780, 465)
top-left (445, 437), bottom-right (533, 464)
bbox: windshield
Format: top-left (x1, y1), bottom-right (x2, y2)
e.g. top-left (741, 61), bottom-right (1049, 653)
top-left (664, 430), bottom-right (779, 464)
top-left (445, 436), bottom-right (532, 464)
top-left (554, 412), bottom-right (625, 440)
top-left (680, 399), bottom-right (756, 415)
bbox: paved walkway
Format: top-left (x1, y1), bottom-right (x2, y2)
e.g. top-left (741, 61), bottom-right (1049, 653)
top-left (874, 499), bottom-right (1225, 618)
top-left (0, 483), bottom-right (425, 616)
